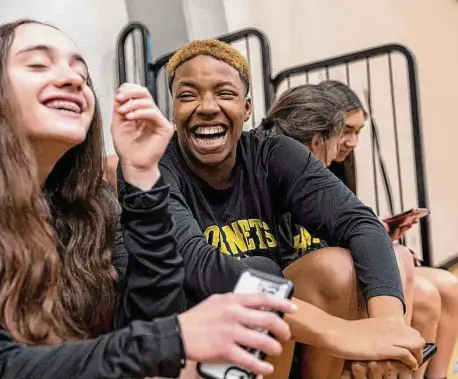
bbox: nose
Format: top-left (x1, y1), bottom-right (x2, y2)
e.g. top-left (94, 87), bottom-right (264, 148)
top-left (196, 94), bottom-right (219, 119)
top-left (345, 133), bottom-right (358, 149)
top-left (52, 65), bottom-right (85, 89)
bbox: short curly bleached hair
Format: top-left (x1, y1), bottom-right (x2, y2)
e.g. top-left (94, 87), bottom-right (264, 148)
top-left (167, 39), bottom-right (251, 94)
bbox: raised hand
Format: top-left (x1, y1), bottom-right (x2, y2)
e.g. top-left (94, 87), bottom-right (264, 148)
top-left (111, 83), bottom-right (174, 189)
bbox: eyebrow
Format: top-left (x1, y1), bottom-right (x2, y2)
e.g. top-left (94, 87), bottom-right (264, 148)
top-left (16, 44), bottom-right (88, 69)
top-left (177, 80), bottom-right (198, 89)
top-left (345, 124), bottom-right (365, 129)
top-left (177, 79), bottom-right (238, 90)
top-left (214, 80), bottom-right (237, 88)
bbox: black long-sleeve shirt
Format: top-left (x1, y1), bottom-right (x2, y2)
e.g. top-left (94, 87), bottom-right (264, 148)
top-left (156, 131), bottom-right (404, 306)
top-left (0, 177), bottom-right (186, 379)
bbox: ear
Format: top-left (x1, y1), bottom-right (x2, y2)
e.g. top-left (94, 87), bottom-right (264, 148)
top-left (311, 134), bottom-right (323, 150)
top-left (244, 97), bottom-right (252, 122)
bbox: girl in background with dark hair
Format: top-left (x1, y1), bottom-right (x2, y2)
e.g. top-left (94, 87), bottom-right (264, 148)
top-left (262, 84), bottom-right (344, 167)
top-left (324, 80), bottom-right (458, 379)
top-left (0, 19), bottom-right (295, 379)
top-left (263, 83), bottom-right (418, 379)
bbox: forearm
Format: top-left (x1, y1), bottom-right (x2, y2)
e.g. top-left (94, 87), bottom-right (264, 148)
top-left (0, 317), bottom-right (184, 379)
top-left (285, 297), bottom-right (342, 348)
top-left (182, 235), bottom-right (245, 302)
top-left (122, 164), bottom-right (161, 191)
top-left (117, 175), bottom-right (185, 326)
top-left (348, 232), bottom-right (405, 309)
top-left (367, 295), bottom-right (404, 320)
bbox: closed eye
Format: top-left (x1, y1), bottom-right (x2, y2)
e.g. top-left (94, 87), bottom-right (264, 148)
top-left (78, 73), bottom-right (89, 83)
top-left (28, 64), bottom-right (47, 69)
top-left (178, 92), bottom-right (196, 100)
top-left (218, 91), bottom-right (236, 99)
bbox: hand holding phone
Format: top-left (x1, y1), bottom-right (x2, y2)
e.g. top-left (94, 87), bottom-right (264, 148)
top-left (383, 207), bottom-right (430, 229)
top-left (421, 343), bottom-right (437, 366)
top-left (197, 270), bottom-right (294, 379)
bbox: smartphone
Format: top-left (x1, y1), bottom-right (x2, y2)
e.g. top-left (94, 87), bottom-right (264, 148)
top-left (420, 343), bottom-right (437, 366)
top-left (383, 207), bottom-right (430, 228)
top-left (197, 270), bottom-right (294, 379)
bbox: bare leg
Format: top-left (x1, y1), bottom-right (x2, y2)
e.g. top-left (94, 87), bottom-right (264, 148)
top-left (268, 248), bottom-right (366, 379)
top-left (267, 246), bottom-right (412, 379)
top-left (393, 244), bottom-right (416, 324)
top-left (411, 275), bottom-right (441, 379)
top-left (266, 339), bottom-right (295, 379)
top-left (416, 267), bottom-right (458, 379)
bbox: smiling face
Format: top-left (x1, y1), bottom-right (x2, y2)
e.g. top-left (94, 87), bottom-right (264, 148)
top-left (335, 108), bottom-right (365, 162)
top-left (171, 55), bottom-right (251, 170)
top-left (6, 23), bottom-right (95, 147)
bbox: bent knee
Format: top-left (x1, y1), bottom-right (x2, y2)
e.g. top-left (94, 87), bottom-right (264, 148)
top-left (413, 276), bottom-right (441, 322)
top-left (393, 244), bottom-right (415, 287)
top-left (426, 268), bottom-right (458, 308)
top-left (284, 247), bottom-right (356, 301)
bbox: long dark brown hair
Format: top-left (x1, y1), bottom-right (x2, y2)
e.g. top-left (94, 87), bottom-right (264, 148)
top-left (0, 19), bottom-right (118, 345)
top-left (319, 80), bottom-right (367, 194)
top-left (262, 84), bottom-right (344, 146)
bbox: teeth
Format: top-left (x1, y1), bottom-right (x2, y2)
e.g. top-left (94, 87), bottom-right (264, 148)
top-left (45, 100), bottom-right (81, 113)
top-left (195, 126), bottom-right (225, 135)
top-left (195, 135), bottom-right (227, 146)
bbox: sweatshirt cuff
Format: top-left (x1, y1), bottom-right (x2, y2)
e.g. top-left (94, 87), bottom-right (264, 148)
top-left (364, 287), bottom-right (406, 314)
top-left (150, 315), bottom-right (186, 378)
top-left (122, 176), bottom-right (170, 211)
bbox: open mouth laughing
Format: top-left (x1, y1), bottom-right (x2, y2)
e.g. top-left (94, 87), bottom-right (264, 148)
top-left (191, 124), bottom-right (228, 149)
top-left (42, 95), bottom-right (84, 118)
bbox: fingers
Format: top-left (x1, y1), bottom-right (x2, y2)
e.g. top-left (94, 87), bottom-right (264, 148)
top-left (124, 107), bottom-right (164, 121)
top-left (351, 362), bottom-right (368, 379)
top-left (390, 225), bottom-right (410, 240)
top-left (234, 325), bottom-right (282, 356)
top-left (385, 361), bottom-right (412, 379)
top-left (116, 83), bottom-right (152, 102)
top-left (387, 346), bottom-right (419, 370)
top-left (238, 308), bottom-right (291, 341)
top-left (226, 346), bottom-right (274, 376)
top-left (233, 293), bottom-right (297, 314)
top-left (118, 98), bottom-right (155, 114)
top-left (352, 361), bottom-right (412, 379)
top-left (390, 228), bottom-right (401, 240)
top-left (113, 84), bottom-right (170, 126)
top-left (398, 368), bottom-right (413, 379)
top-left (340, 369), bottom-right (352, 379)
top-left (397, 331), bottom-right (424, 365)
top-left (366, 361), bottom-right (383, 379)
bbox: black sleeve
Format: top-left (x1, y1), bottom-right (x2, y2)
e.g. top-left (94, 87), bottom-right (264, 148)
top-left (115, 174), bottom-right (186, 327)
top-left (159, 164), bottom-right (245, 303)
top-left (0, 316), bottom-right (184, 379)
top-left (112, 211), bottom-right (128, 282)
top-left (265, 136), bottom-right (404, 305)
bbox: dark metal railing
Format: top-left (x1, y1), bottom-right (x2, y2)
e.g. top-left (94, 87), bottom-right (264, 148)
top-left (115, 23), bottom-right (431, 266)
top-left (116, 21), bottom-right (156, 98)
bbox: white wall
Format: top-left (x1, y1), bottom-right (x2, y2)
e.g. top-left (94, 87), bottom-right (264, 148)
top-left (223, 0), bottom-right (458, 265)
top-left (182, 0), bottom-right (228, 40)
top-left (0, 0), bottom-right (129, 154)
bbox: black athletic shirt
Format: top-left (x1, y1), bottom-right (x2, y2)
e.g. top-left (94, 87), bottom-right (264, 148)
top-left (0, 177), bottom-right (186, 379)
top-left (158, 130), bottom-right (404, 306)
